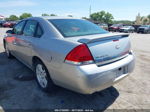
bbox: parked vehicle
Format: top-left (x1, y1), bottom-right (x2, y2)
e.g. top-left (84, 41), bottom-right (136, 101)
top-left (119, 26), bottom-right (135, 33)
top-left (3, 17), bottom-right (135, 94)
top-left (2, 21), bottom-right (16, 28)
top-left (132, 25), bottom-right (141, 32)
top-left (109, 24), bottom-right (124, 32)
top-left (137, 25), bottom-right (150, 34)
top-left (98, 23), bottom-right (108, 30)
top-left (15, 20), bottom-right (21, 24)
top-left (0, 20), bottom-right (6, 27)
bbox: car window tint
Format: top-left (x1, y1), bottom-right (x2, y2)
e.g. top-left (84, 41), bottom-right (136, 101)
top-left (49, 19), bottom-right (108, 37)
top-left (35, 24), bottom-right (43, 37)
top-left (23, 20), bottom-right (37, 37)
top-left (13, 21), bottom-right (25, 35)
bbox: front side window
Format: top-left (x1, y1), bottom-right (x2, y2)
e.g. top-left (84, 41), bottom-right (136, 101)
top-left (13, 21), bottom-right (25, 35)
top-left (23, 20), bottom-right (37, 37)
top-left (49, 19), bottom-right (108, 37)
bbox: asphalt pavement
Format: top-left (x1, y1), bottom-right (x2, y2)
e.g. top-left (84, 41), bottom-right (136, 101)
top-left (0, 28), bottom-right (150, 111)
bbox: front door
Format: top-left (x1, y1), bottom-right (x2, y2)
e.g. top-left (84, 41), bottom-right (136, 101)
top-left (10, 21), bottom-right (26, 57)
top-left (15, 20), bottom-right (38, 66)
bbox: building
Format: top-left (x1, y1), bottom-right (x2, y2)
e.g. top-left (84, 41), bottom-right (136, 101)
top-left (135, 13), bottom-right (142, 25)
top-left (0, 15), bottom-right (5, 20)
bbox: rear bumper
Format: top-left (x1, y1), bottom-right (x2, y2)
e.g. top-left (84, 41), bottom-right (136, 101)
top-left (51, 54), bottom-right (135, 94)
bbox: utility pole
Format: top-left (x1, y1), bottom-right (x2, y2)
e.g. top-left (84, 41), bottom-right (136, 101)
top-left (89, 5), bottom-right (91, 18)
top-left (89, 0), bottom-right (92, 18)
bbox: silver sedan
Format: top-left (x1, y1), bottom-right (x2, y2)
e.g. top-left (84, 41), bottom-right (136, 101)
top-left (3, 17), bottom-right (135, 94)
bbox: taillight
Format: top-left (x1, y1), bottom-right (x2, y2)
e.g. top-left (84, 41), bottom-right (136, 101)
top-left (65, 44), bottom-right (94, 65)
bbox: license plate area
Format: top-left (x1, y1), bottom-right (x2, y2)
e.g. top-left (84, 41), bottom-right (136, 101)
top-left (116, 66), bottom-right (128, 77)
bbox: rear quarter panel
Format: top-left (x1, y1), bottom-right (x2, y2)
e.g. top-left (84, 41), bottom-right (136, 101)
top-left (31, 35), bottom-right (80, 81)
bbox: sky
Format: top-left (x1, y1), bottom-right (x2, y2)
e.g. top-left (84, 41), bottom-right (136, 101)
top-left (0, 0), bottom-right (150, 21)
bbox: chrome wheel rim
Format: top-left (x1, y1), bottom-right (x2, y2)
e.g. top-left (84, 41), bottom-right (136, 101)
top-left (36, 64), bottom-right (48, 88)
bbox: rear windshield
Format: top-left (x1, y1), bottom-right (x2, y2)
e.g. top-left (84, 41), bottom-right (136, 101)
top-left (48, 19), bottom-right (108, 37)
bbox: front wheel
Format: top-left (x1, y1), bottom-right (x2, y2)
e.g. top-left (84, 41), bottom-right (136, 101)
top-left (34, 60), bottom-right (55, 92)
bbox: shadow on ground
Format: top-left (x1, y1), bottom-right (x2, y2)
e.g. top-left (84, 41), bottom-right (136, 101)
top-left (0, 52), bottom-right (119, 112)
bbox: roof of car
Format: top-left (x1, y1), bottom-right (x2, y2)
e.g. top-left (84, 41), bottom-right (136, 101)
top-left (42, 16), bottom-right (78, 19)
top-left (26, 16), bottom-right (82, 20)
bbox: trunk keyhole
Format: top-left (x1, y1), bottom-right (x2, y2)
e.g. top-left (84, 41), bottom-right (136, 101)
top-left (118, 68), bottom-right (122, 71)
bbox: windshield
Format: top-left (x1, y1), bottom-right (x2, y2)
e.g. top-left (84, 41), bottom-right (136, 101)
top-left (49, 19), bottom-right (108, 37)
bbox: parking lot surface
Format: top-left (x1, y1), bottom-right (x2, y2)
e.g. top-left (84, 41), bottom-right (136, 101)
top-left (0, 28), bottom-right (150, 111)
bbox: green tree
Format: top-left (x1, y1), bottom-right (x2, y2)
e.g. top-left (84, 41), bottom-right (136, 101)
top-left (113, 20), bottom-right (134, 25)
top-left (147, 14), bottom-right (150, 24)
top-left (42, 13), bottom-right (49, 16)
top-left (90, 11), bottom-right (114, 24)
top-left (8, 15), bottom-right (19, 21)
top-left (68, 15), bottom-right (73, 17)
top-left (82, 17), bottom-right (88, 20)
top-left (142, 17), bottom-right (149, 25)
top-left (104, 12), bottom-right (114, 24)
top-left (50, 14), bottom-right (57, 16)
top-left (20, 13), bottom-right (32, 20)
top-left (148, 15), bottom-right (150, 19)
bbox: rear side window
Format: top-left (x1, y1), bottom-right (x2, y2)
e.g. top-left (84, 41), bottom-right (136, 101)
top-left (35, 24), bottom-right (43, 37)
top-left (23, 20), bottom-right (37, 37)
top-left (13, 21), bottom-right (25, 35)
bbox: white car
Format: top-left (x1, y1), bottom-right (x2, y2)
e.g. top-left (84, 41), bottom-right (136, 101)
top-left (119, 26), bottom-right (135, 33)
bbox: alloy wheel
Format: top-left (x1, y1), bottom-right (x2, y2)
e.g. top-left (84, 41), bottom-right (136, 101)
top-left (36, 64), bottom-right (48, 88)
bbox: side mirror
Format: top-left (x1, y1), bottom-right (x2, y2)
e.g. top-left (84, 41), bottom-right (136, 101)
top-left (6, 30), bottom-right (14, 34)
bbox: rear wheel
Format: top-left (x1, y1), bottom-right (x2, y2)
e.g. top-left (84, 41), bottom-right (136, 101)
top-left (34, 60), bottom-right (55, 92)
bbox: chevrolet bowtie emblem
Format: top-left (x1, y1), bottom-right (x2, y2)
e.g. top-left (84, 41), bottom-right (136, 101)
top-left (115, 45), bottom-right (120, 49)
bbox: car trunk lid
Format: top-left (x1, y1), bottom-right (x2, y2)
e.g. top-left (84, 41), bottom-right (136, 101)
top-left (77, 33), bottom-right (131, 66)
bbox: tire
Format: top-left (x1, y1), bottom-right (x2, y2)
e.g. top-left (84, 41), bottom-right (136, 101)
top-left (34, 60), bottom-right (55, 92)
top-left (5, 44), bottom-right (13, 58)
